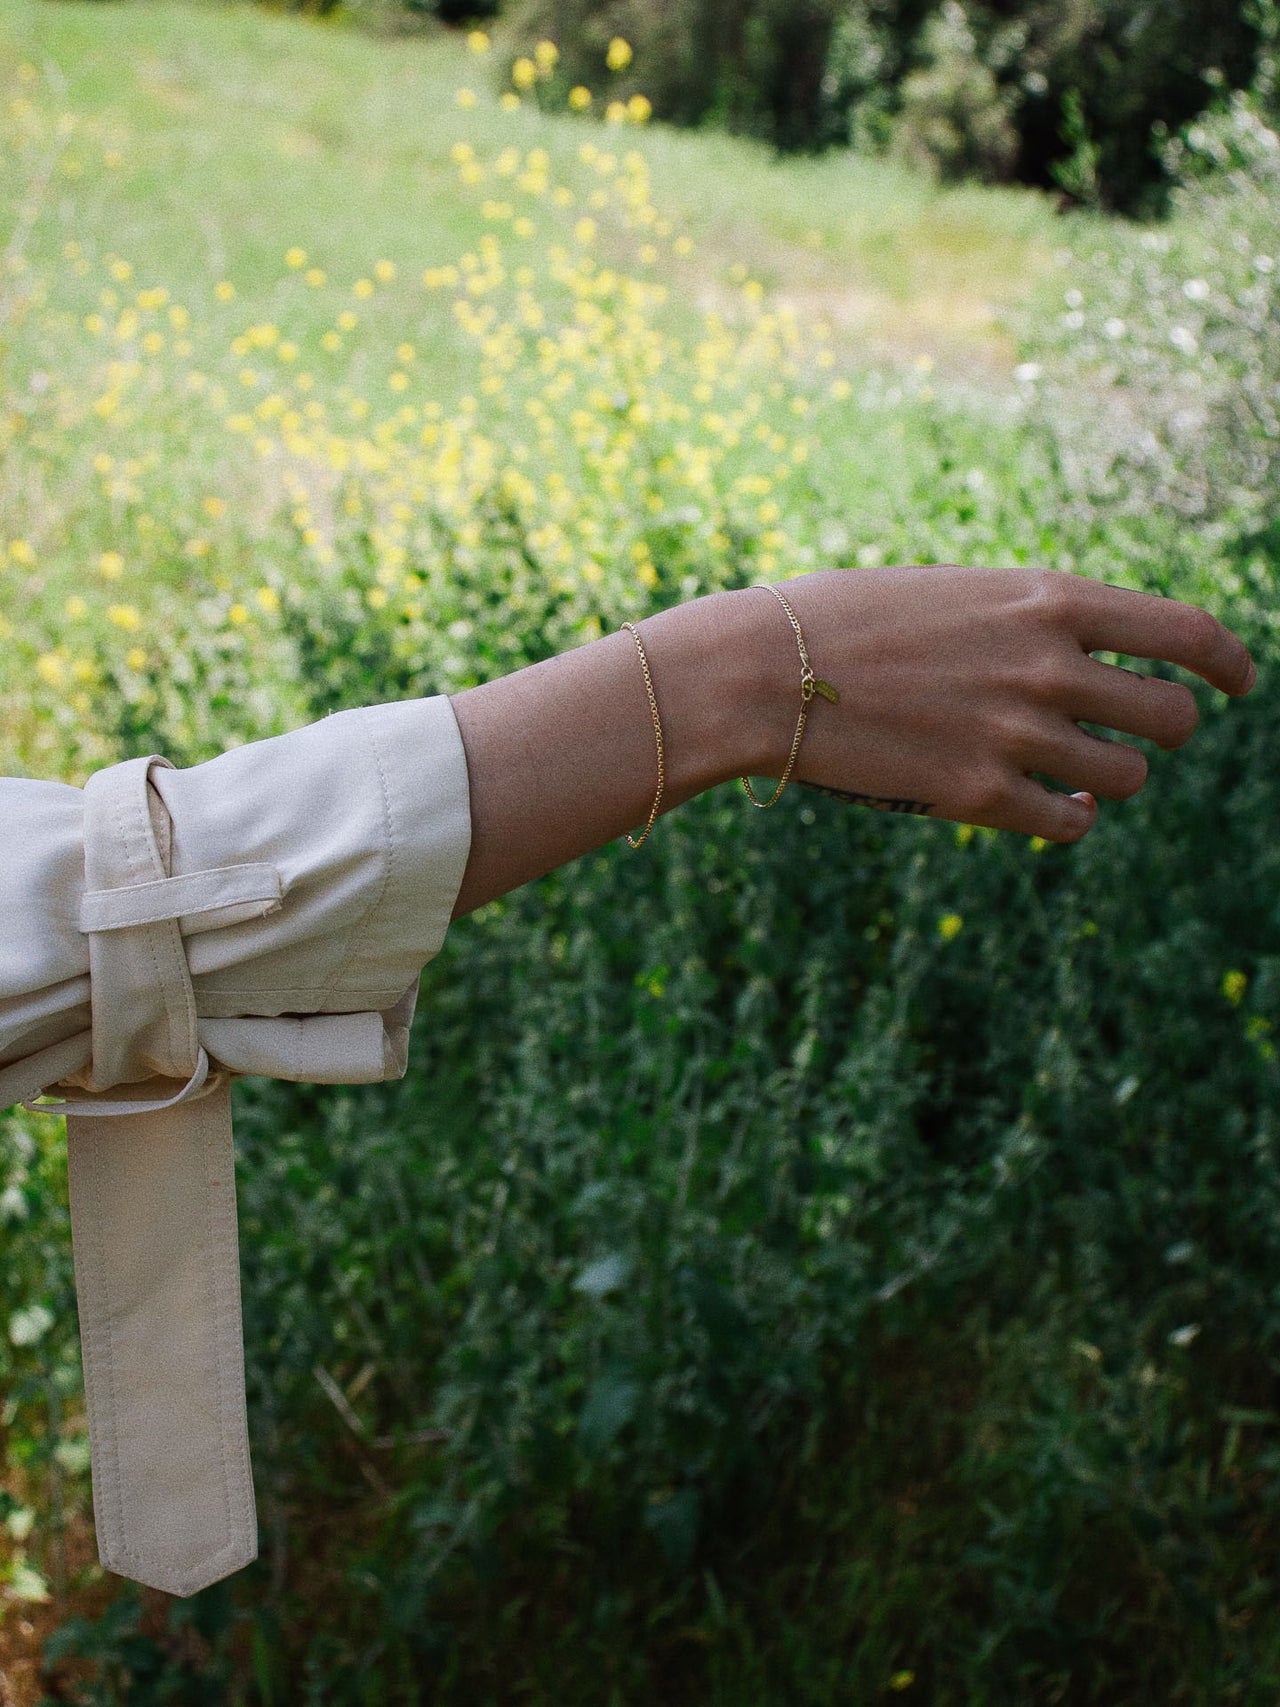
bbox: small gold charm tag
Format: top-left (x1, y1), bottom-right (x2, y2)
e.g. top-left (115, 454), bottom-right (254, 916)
top-left (813, 679), bottom-right (839, 704)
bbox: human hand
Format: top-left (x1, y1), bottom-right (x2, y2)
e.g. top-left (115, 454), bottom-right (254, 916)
top-left (773, 566), bottom-right (1257, 843)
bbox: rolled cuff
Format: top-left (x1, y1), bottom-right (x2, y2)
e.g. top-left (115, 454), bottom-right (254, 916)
top-left (0, 695), bottom-right (473, 1107)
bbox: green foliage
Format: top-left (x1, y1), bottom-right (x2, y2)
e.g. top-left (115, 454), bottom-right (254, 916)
top-left (508, 0), bottom-right (1269, 212)
top-left (0, 1113), bottom-right (79, 1612)
top-left (893, 2), bottom-right (1019, 183)
top-left (1028, 89), bottom-right (1280, 549)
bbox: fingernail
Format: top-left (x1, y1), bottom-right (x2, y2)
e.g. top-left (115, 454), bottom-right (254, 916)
top-left (1246, 659), bottom-right (1258, 692)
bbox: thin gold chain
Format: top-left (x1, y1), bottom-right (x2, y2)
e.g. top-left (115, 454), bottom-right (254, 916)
top-left (621, 620), bottom-right (665, 848)
top-left (741, 583), bottom-right (838, 809)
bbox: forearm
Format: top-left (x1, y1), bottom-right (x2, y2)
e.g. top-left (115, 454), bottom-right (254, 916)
top-left (448, 588), bottom-right (786, 918)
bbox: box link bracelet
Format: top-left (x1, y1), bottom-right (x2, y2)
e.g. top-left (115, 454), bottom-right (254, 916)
top-left (621, 584), bottom-right (839, 849)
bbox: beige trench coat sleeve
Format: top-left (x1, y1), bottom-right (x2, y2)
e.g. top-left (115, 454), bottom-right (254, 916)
top-left (0, 695), bottom-right (472, 1597)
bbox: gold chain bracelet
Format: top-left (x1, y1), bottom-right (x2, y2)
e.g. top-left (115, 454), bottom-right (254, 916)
top-left (741, 583), bottom-right (839, 809)
top-left (620, 620), bottom-right (665, 848)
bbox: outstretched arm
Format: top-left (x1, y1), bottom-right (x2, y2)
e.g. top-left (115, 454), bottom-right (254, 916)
top-left (449, 566), bottom-right (1257, 919)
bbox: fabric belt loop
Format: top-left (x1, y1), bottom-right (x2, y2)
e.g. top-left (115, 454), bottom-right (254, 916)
top-left (80, 757), bottom-right (197, 1090)
top-left (80, 862), bottom-right (282, 934)
top-left (66, 1084), bottom-right (257, 1597)
top-left (71, 754), bottom-right (260, 1595)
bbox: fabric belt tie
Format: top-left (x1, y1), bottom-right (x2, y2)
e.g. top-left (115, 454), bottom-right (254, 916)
top-left (44, 755), bottom-right (281, 1597)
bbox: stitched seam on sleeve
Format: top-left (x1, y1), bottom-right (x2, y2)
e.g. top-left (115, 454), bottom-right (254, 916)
top-left (139, 768), bottom-right (199, 1070)
top-left (197, 1090), bottom-right (237, 1557)
top-left (321, 712), bottom-right (394, 999)
top-left (111, 775), bottom-right (174, 1077)
top-left (119, 768), bottom-right (196, 1075)
top-left (77, 1120), bottom-right (131, 1565)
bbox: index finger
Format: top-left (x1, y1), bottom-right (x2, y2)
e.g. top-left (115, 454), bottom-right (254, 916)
top-left (1069, 579), bottom-right (1255, 697)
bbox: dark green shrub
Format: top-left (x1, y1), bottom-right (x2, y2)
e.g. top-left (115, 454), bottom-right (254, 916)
top-left (893, 2), bottom-right (1020, 182)
top-left (507, 0), bottom-right (1270, 212)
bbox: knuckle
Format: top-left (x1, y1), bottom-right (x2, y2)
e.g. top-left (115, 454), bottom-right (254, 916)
top-left (988, 705), bottom-right (1036, 760)
top-left (1026, 659), bottom-right (1075, 707)
top-left (1029, 570), bottom-right (1073, 624)
top-left (968, 770), bottom-right (1011, 820)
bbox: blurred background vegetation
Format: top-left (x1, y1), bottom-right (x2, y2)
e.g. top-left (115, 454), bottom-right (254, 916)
top-left (366, 0), bottom-right (1271, 216)
top-left (1, 0), bottom-right (1279, 1701)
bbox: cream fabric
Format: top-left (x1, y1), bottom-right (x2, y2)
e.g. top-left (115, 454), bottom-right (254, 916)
top-left (0, 695), bottom-right (472, 1596)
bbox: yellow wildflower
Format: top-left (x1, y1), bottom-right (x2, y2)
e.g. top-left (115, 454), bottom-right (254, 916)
top-left (36, 653), bottom-right (64, 687)
top-left (1222, 970), bottom-right (1248, 1005)
top-left (938, 914), bottom-right (964, 941)
top-left (467, 29), bottom-right (489, 53)
top-left (606, 36), bottom-right (633, 71)
top-left (215, 280), bottom-right (236, 301)
top-left (512, 58), bottom-right (537, 91)
top-left (456, 87), bottom-right (478, 109)
top-left (126, 647), bottom-right (147, 670)
top-left (569, 85), bottom-right (592, 111)
top-left (99, 550), bottom-right (124, 578)
top-left (228, 603), bottom-right (249, 626)
top-left (255, 586), bottom-right (281, 614)
top-left (107, 603), bottom-right (141, 631)
top-left (627, 94), bottom-right (652, 124)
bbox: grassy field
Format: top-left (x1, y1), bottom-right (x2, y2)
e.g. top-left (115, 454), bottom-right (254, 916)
top-left (0, 0), bottom-right (1064, 374)
top-left (3, 3), bottom-right (1279, 1703)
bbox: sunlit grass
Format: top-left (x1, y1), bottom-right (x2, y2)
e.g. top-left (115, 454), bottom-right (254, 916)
top-left (0, 0), bottom-right (1062, 373)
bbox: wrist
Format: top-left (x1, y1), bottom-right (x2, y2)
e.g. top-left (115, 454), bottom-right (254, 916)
top-left (633, 585), bottom-right (798, 799)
